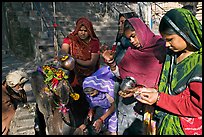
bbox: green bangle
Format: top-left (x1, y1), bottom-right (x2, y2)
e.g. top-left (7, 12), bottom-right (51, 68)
top-left (156, 92), bottom-right (161, 103)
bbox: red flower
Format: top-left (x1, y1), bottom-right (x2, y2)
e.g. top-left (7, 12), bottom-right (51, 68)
top-left (53, 23), bottom-right (58, 28)
top-left (58, 103), bottom-right (69, 113)
top-left (52, 77), bottom-right (59, 89)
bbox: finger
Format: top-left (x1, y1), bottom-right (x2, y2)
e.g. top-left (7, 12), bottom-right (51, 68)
top-left (140, 93), bottom-right (151, 102)
top-left (126, 88), bottom-right (134, 92)
top-left (137, 87), bottom-right (149, 92)
top-left (89, 116), bottom-right (92, 121)
top-left (136, 97), bottom-right (150, 104)
top-left (93, 121), bottom-right (96, 126)
top-left (122, 94), bottom-right (132, 98)
top-left (128, 86), bottom-right (143, 93)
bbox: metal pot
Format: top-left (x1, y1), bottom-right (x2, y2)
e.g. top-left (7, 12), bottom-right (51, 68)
top-left (120, 76), bottom-right (136, 92)
top-left (60, 55), bottom-right (75, 70)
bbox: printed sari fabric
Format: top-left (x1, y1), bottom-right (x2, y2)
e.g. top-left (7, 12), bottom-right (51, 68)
top-left (155, 8), bottom-right (202, 135)
top-left (83, 66), bottom-right (117, 133)
top-left (63, 17), bottom-right (100, 86)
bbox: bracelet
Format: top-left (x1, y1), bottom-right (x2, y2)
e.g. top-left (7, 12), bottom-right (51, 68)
top-left (156, 92), bottom-right (161, 103)
top-left (109, 61), bottom-right (116, 68)
top-left (98, 117), bottom-right (104, 124)
top-left (107, 59), bottom-right (115, 64)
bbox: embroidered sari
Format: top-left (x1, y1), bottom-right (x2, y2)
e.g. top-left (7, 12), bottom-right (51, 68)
top-left (64, 17), bottom-right (100, 86)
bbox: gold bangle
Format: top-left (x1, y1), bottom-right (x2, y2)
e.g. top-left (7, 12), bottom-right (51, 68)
top-left (156, 92), bottom-right (161, 103)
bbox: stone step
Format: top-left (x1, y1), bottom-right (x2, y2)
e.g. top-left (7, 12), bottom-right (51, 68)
top-left (37, 31), bottom-right (54, 40)
top-left (11, 2), bottom-right (24, 10)
top-left (16, 11), bottom-right (27, 16)
top-left (92, 21), bottom-right (118, 26)
top-left (11, 126), bottom-right (35, 135)
top-left (29, 10), bottom-right (40, 17)
top-left (38, 42), bottom-right (54, 48)
top-left (196, 10), bottom-right (202, 14)
top-left (197, 6), bottom-right (202, 10)
top-left (9, 103), bottom-right (36, 135)
top-left (197, 2), bottom-right (202, 7)
top-left (16, 112), bottom-right (35, 121)
top-left (39, 51), bottom-right (56, 61)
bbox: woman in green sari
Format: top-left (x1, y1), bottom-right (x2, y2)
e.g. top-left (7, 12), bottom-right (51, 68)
top-left (123, 8), bottom-right (202, 135)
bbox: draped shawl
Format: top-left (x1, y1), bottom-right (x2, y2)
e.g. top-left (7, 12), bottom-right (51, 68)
top-left (118, 18), bottom-right (166, 88)
top-left (83, 66), bottom-right (115, 108)
top-left (155, 8), bottom-right (202, 135)
top-left (67, 17), bottom-right (100, 82)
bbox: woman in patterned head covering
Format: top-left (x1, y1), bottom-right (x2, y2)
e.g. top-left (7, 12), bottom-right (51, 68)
top-left (134, 8), bottom-right (202, 135)
top-left (80, 66), bottom-right (118, 135)
top-left (61, 17), bottom-right (100, 86)
top-left (114, 12), bottom-right (139, 64)
top-left (61, 17), bottom-right (100, 126)
top-left (102, 16), bottom-right (166, 135)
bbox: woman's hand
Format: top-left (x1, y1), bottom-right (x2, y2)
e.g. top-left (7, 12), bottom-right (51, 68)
top-left (93, 119), bottom-right (103, 133)
top-left (135, 87), bottom-right (159, 105)
top-left (118, 86), bottom-right (141, 98)
top-left (87, 108), bottom-right (94, 121)
top-left (118, 90), bottom-right (134, 98)
top-left (101, 50), bottom-right (115, 63)
top-left (78, 124), bottom-right (87, 131)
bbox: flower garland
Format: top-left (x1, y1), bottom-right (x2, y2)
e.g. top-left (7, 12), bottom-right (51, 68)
top-left (38, 65), bottom-right (69, 93)
top-left (53, 100), bottom-right (69, 114)
top-left (37, 65), bottom-right (80, 100)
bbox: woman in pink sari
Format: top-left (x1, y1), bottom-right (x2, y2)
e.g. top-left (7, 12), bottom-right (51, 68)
top-left (102, 18), bottom-right (166, 134)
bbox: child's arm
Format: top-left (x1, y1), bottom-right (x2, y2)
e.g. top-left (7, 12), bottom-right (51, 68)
top-left (93, 101), bottom-right (115, 133)
top-left (99, 102), bottom-right (115, 123)
top-left (99, 93), bottom-right (115, 122)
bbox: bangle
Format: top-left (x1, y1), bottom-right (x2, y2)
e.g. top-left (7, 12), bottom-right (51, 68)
top-left (107, 59), bottom-right (114, 64)
top-left (109, 61), bottom-right (116, 68)
top-left (156, 92), bottom-right (161, 103)
top-left (98, 117), bottom-right (104, 124)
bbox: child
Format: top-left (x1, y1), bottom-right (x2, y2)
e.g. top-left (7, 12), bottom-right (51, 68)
top-left (80, 66), bottom-right (117, 135)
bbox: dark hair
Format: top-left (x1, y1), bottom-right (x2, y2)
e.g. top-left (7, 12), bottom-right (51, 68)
top-left (123, 19), bottom-right (135, 34)
top-left (159, 17), bottom-right (176, 35)
top-left (118, 12), bottom-right (139, 24)
top-left (182, 5), bottom-right (197, 16)
top-left (115, 12), bottom-right (139, 42)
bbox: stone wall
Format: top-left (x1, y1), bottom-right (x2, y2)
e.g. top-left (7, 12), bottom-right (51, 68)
top-left (2, 2), bottom-right (138, 63)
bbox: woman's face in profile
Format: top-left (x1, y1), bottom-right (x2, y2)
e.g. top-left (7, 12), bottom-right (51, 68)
top-left (161, 33), bottom-right (187, 52)
top-left (119, 16), bottom-right (126, 34)
top-left (125, 29), bottom-right (141, 48)
top-left (78, 25), bottom-right (89, 40)
top-left (85, 89), bottom-right (99, 97)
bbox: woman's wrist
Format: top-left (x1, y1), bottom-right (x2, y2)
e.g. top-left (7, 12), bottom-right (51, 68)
top-left (156, 92), bottom-right (161, 104)
top-left (106, 59), bottom-right (116, 67)
top-left (106, 59), bottom-right (115, 64)
top-left (109, 61), bottom-right (116, 68)
top-left (98, 117), bottom-right (104, 124)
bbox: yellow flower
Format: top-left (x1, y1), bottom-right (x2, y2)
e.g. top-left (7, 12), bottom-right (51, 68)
top-left (70, 93), bottom-right (80, 100)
